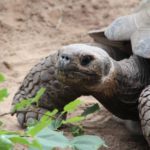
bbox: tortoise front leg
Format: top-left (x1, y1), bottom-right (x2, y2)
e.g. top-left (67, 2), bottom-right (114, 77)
top-left (138, 85), bottom-right (150, 146)
top-left (16, 106), bottom-right (48, 128)
top-left (12, 53), bottom-right (82, 128)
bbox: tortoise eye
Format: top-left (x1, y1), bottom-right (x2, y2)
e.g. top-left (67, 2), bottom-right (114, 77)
top-left (80, 55), bottom-right (94, 66)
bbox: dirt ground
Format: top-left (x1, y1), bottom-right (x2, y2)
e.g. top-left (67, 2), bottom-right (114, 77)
top-left (0, 0), bottom-right (149, 149)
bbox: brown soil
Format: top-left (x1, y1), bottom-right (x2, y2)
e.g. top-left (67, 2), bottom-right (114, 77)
top-left (0, 0), bottom-right (149, 149)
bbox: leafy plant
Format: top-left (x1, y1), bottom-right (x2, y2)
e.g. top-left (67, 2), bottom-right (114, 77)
top-left (0, 73), bottom-right (106, 150)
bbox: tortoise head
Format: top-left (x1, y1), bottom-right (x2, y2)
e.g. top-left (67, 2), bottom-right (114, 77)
top-left (57, 44), bottom-right (114, 90)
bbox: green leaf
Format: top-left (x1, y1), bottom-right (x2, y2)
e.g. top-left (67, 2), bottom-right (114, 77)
top-left (9, 136), bottom-right (30, 145)
top-left (29, 139), bottom-right (43, 150)
top-left (0, 88), bottom-right (8, 101)
top-left (63, 99), bottom-right (82, 113)
top-left (0, 135), bottom-right (13, 150)
top-left (31, 88), bottom-right (46, 105)
top-left (71, 135), bottom-right (106, 150)
top-left (35, 127), bottom-right (69, 150)
top-left (0, 73), bottom-right (5, 83)
top-left (0, 74), bottom-right (8, 102)
top-left (27, 121), bottom-right (50, 137)
top-left (13, 99), bottom-right (32, 111)
top-left (29, 140), bottom-right (43, 150)
top-left (0, 130), bottom-right (19, 135)
top-left (40, 109), bottom-right (58, 122)
top-left (27, 119), bottom-right (52, 137)
top-left (9, 136), bottom-right (43, 150)
top-left (13, 88), bottom-right (46, 112)
top-left (49, 119), bottom-right (62, 130)
top-left (70, 126), bottom-right (84, 137)
top-left (81, 103), bottom-right (100, 116)
top-left (27, 109), bottom-right (59, 136)
top-left (63, 116), bottom-right (85, 124)
top-left (0, 131), bottom-right (42, 150)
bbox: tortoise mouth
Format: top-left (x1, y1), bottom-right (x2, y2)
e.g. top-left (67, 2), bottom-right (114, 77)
top-left (57, 69), bottom-right (100, 84)
top-left (58, 68), bottom-right (99, 77)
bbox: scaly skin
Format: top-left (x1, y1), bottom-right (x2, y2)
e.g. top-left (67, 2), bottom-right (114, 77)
top-left (138, 85), bottom-right (150, 145)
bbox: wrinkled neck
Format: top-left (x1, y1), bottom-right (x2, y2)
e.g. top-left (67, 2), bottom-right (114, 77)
top-left (81, 56), bottom-right (150, 121)
top-left (86, 55), bottom-right (150, 97)
top-left (117, 55), bottom-right (150, 87)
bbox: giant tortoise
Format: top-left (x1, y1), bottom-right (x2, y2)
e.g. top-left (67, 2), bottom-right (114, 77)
top-left (11, 1), bottom-right (150, 146)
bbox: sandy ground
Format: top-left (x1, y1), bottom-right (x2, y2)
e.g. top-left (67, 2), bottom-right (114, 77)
top-left (0, 0), bottom-right (149, 149)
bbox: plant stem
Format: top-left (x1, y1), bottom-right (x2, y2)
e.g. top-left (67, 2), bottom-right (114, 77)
top-left (0, 110), bottom-right (56, 119)
top-left (0, 112), bottom-right (12, 117)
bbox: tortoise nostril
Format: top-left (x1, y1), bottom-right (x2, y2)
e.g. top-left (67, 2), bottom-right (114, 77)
top-left (61, 54), bottom-right (70, 62)
top-left (80, 55), bottom-right (94, 66)
top-left (65, 56), bottom-right (69, 61)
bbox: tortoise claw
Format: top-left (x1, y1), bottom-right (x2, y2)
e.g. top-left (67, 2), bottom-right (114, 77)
top-left (16, 107), bottom-right (48, 128)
